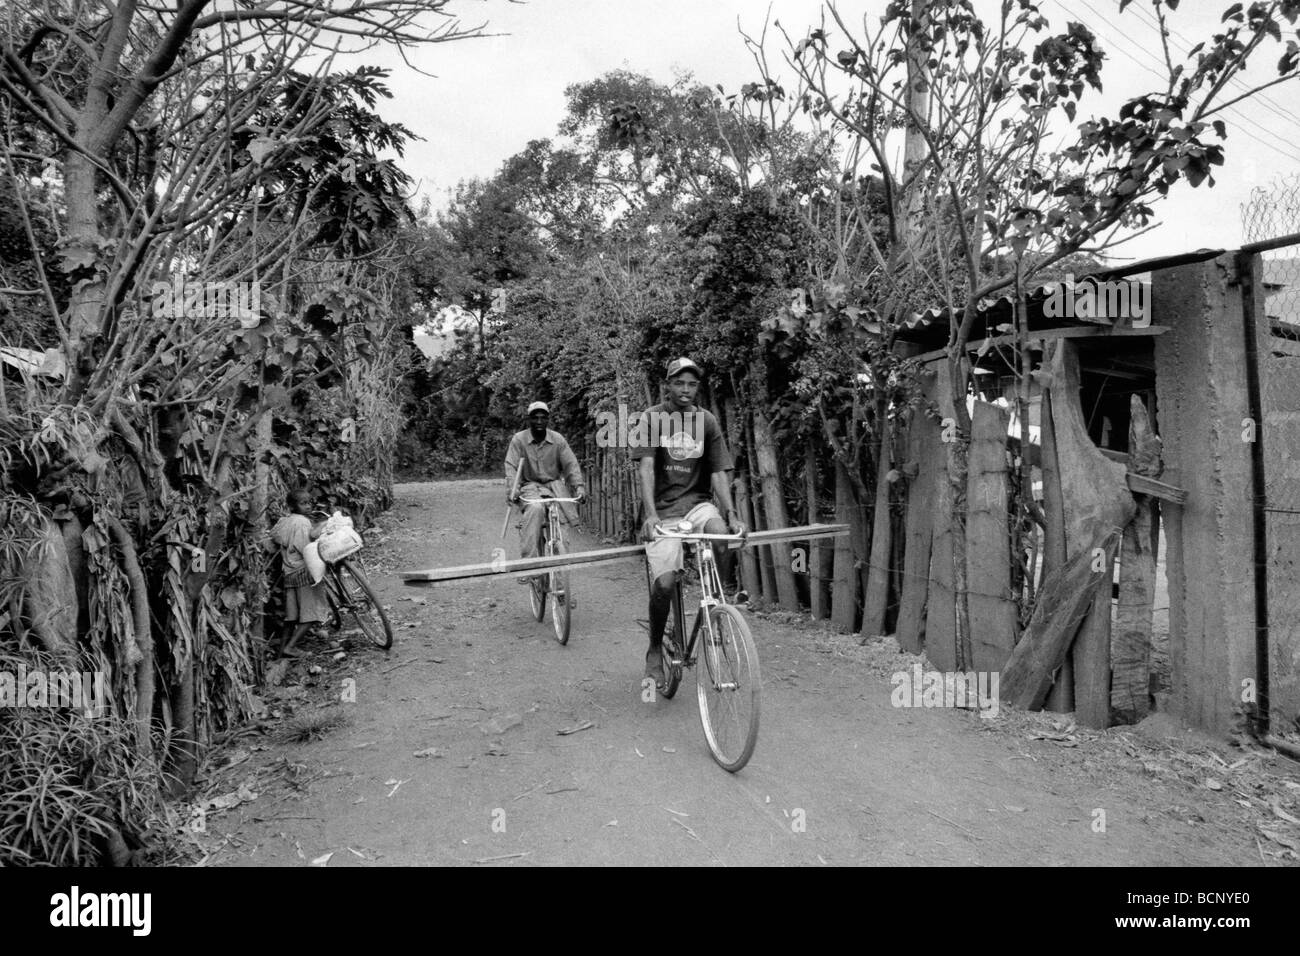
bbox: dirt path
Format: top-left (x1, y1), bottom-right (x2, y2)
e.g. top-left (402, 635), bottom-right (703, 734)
top-left (202, 479), bottom-right (1299, 866)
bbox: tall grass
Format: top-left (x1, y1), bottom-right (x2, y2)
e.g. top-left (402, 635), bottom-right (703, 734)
top-left (0, 657), bottom-right (171, 864)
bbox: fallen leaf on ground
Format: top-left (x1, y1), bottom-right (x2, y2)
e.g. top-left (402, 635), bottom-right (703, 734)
top-left (311, 852), bottom-right (334, 866)
top-left (557, 720), bottom-right (595, 736)
top-left (201, 782), bottom-right (259, 814)
top-left (478, 713), bottom-right (523, 735)
top-left (1270, 801), bottom-right (1300, 825)
top-left (1258, 826), bottom-right (1300, 855)
top-left (413, 747), bottom-right (442, 758)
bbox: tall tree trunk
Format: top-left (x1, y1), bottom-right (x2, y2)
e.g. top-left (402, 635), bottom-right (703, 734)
top-left (860, 418), bottom-right (894, 640)
top-left (106, 514), bottom-right (153, 758)
top-left (897, 386), bottom-right (940, 653)
top-left (946, 357), bottom-right (974, 672)
top-left (62, 151), bottom-right (107, 396)
top-left (743, 419), bottom-right (776, 603)
top-left (831, 460), bottom-right (858, 632)
top-left (751, 406), bottom-right (799, 611)
top-left (250, 407), bottom-right (273, 656)
top-left (734, 471), bottom-right (762, 601)
top-left (805, 440), bottom-right (828, 620)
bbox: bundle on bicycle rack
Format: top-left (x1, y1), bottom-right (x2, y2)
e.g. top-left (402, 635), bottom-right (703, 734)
top-left (317, 511), bottom-right (363, 564)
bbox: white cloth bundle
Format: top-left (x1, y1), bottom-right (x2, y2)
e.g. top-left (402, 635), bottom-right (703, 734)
top-left (316, 511), bottom-right (363, 564)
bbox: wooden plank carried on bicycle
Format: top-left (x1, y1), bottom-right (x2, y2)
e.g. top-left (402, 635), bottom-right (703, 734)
top-left (400, 543), bottom-right (647, 585)
top-left (399, 522), bottom-right (849, 586)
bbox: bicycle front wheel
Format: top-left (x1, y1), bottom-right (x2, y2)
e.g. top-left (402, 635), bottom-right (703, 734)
top-left (334, 560), bottom-right (393, 650)
top-left (549, 530), bottom-right (571, 645)
top-left (696, 604), bottom-right (760, 772)
top-left (529, 530), bottom-right (547, 622)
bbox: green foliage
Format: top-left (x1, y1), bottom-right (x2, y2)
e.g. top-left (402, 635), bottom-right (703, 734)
top-left (0, 651), bottom-right (170, 866)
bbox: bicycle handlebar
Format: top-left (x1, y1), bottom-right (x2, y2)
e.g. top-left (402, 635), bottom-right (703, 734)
top-left (518, 497), bottom-right (580, 504)
top-left (653, 526), bottom-right (747, 542)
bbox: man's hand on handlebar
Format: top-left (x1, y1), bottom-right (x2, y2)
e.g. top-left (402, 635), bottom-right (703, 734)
top-left (727, 512), bottom-right (747, 538)
top-left (641, 516), bottom-right (661, 543)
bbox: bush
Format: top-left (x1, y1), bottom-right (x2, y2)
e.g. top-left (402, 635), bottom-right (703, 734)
top-left (0, 653), bottom-right (170, 865)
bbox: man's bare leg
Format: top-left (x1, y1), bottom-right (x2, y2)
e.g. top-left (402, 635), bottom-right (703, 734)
top-left (646, 572), bottom-right (675, 685)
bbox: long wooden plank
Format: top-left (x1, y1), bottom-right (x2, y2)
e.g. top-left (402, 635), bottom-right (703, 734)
top-left (1124, 473), bottom-right (1185, 505)
top-left (967, 400), bottom-right (1017, 673)
top-left (915, 325), bottom-right (1169, 365)
top-left (1097, 450), bottom-right (1188, 504)
top-left (1040, 383), bottom-right (1072, 713)
top-left (1000, 530), bottom-right (1122, 710)
top-left (400, 524), bottom-right (850, 585)
top-left (1052, 341), bottom-right (1136, 728)
top-left (402, 544), bottom-right (646, 584)
top-left (1112, 395), bottom-right (1161, 725)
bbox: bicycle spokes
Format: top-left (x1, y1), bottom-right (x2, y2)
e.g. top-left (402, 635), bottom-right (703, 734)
top-left (696, 605), bottom-right (760, 772)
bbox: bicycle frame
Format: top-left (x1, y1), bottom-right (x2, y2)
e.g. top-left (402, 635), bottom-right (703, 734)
top-left (518, 496), bottom-right (578, 554)
top-left (655, 524), bottom-right (744, 682)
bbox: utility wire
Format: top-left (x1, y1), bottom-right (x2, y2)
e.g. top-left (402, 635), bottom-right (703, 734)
top-left (1121, 0), bottom-right (1300, 129)
top-left (1055, 0), bottom-right (1300, 165)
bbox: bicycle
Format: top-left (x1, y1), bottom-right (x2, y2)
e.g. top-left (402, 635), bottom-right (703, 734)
top-left (519, 496), bottom-right (579, 645)
top-left (310, 511), bottom-right (393, 650)
top-left (647, 519), bottom-right (760, 773)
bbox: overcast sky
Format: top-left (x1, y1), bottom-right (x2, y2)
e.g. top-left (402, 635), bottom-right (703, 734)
top-left (353, 0), bottom-right (1300, 265)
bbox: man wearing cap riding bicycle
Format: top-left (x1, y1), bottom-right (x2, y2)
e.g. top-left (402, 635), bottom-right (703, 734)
top-left (504, 402), bottom-right (587, 579)
top-left (633, 357), bottom-right (746, 688)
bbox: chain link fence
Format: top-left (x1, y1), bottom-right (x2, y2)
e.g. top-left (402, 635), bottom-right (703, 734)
top-left (1241, 173), bottom-right (1300, 732)
top-left (1243, 173), bottom-right (1300, 328)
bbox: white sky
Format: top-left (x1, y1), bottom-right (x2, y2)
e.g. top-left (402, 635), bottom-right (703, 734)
top-left (349, 0), bottom-right (1300, 264)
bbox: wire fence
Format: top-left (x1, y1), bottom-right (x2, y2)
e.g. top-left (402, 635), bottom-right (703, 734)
top-left (1242, 173), bottom-right (1300, 328)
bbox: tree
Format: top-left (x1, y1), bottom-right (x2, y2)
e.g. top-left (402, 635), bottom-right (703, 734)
top-left (768, 0), bottom-right (1300, 663)
top-left (0, 0), bottom-right (484, 394)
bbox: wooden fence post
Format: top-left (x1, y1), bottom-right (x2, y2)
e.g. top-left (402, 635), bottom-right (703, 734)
top-left (966, 400), bottom-right (1017, 673)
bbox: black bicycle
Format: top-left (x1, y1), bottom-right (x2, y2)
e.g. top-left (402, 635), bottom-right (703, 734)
top-left (522, 496), bottom-right (578, 645)
top-left (647, 519), bottom-right (760, 773)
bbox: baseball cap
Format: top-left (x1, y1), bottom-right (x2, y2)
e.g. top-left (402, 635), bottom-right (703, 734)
top-left (665, 357), bottom-right (702, 379)
top-left (526, 401), bottom-right (550, 415)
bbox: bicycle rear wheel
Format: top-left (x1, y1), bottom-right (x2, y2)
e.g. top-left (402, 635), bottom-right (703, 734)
top-left (549, 529), bottom-right (571, 645)
top-left (334, 560), bottom-right (393, 650)
top-left (696, 604), bottom-right (760, 772)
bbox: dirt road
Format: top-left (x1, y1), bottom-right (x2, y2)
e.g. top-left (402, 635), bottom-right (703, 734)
top-left (203, 479), bottom-right (1297, 866)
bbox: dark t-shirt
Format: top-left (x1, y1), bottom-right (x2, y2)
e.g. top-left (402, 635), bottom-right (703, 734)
top-left (630, 403), bottom-right (732, 519)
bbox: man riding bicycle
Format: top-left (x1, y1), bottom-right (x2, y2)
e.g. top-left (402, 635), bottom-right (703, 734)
top-left (633, 357), bottom-right (746, 688)
top-left (504, 401), bottom-right (586, 576)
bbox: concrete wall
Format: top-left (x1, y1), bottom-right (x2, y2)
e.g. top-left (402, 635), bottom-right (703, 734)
top-left (1152, 255), bottom-right (1258, 734)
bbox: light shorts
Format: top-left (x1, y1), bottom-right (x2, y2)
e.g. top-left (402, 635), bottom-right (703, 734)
top-left (645, 501), bottom-right (724, 581)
